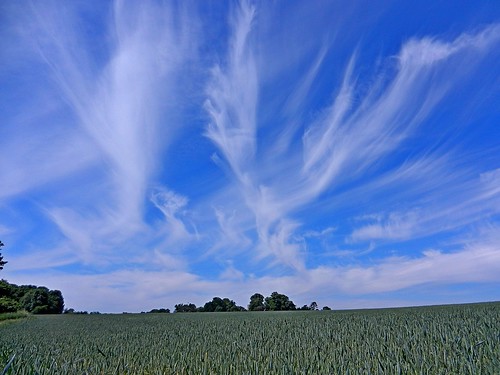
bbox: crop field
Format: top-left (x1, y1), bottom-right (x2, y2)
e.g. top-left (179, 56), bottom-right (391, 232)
top-left (1, 302), bottom-right (499, 374)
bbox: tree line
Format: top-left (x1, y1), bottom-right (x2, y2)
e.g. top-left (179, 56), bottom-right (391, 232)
top-left (0, 279), bottom-right (64, 314)
top-left (169, 292), bottom-right (331, 313)
top-left (0, 241), bottom-right (65, 314)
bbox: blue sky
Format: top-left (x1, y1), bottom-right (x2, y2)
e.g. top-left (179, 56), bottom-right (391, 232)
top-left (1, 0), bottom-right (499, 313)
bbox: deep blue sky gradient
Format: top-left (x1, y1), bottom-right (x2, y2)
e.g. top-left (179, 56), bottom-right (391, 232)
top-left (0, 0), bottom-right (499, 312)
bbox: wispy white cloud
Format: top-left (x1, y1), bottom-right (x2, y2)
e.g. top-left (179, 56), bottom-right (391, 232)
top-left (1, 1), bottom-right (499, 312)
top-left (205, 1), bottom-right (257, 182)
top-left (205, 3), bottom-right (500, 271)
top-left (302, 226), bottom-right (337, 239)
top-left (150, 188), bottom-right (193, 246)
top-left (0, 224), bottom-right (12, 236)
top-left (151, 249), bottom-right (187, 272)
top-left (211, 207), bottom-right (251, 252)
top-left (34, 2), bottom-right (185, 223)
top-left (219, 261), bottom-right (245, 281)
top-left (6, 225), bottom-right (499, 312)
top-left (299, 24), bottom-right (500, 203)
top-left (0, 1), bottom-right (198, 263)
top-left (0, 121), bottom-right (98, 199)
top-left (350, 166), bottom-right (500, 243)
top-left (204, 2), bottom-right (306, 270)
top-left (4, 245), bottom-right (78, 272)
top-left (350, 211), bottom-right (419, 242)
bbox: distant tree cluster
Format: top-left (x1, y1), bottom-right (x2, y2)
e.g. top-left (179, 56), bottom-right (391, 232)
top-left (146, 308), bottom-right (170, 314)
top-left (173, 292), bottom-right (331, 313)
top-left (203, 297), bottom-right (246, 312)
top-left (174, 303), bottom-right (198, 313)
top-left (264, 292), bottom-right (296, 311)
top-left (298, 301), bottom-right (318, 311)
top-left (0, 279), bottom-right (64, 314)
top-left (63, 308), bottom-right (100, 315)
top-left (173, 297), bottom-right (245, 313)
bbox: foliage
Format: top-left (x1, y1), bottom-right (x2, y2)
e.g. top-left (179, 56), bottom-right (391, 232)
top-left (0, 302), bottom-right (498, 373)
top-left (0, 311), bottom-right (29, 322)
top-left (0, 244), bottom-right (64, 315)
top-left (264, 291), bottom-right (296, 311)
top-left (0, 241), bottom-right (6, 271)
top-left (203, 297), bottom-right (245, 312)
top-left (0, 280), bottom-right (64, 314)
top-left (0, 297), bottom-right (21, 313)
top-left (147, 308), bottom-right (170, 313)
top-left (298, 302), bottom-right (319, 311)
top-left (64, 309), bottom-right (89, 315)
top-left (174, 303), bottom-right (198, 313)
top-left (174, 298), bottom-right (245, 313)
top-left (248, 293), bottom-right (265, 311)
top-left (175, 292), bottom-right (296, 313)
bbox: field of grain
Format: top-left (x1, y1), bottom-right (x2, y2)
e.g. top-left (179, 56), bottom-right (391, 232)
top-left (1, 302), bottom-right (499, 374)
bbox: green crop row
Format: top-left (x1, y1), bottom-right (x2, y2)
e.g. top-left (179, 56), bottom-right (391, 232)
top-left (1, 302), bottom-right (499, 374)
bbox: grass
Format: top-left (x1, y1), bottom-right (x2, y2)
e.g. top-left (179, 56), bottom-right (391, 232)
top-left (0, 312), bottom-right (29, 324)
top-left (0, 302), bottom-right (499, 374)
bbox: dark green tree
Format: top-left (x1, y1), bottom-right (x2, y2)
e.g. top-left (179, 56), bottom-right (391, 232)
top-left (203, 297), bottom-right (244, 312)
top-left (0, 279), bottom-right (20, 313)
top-left (203, 297), bottom-right (224, 312)
top-left (174, 303), bottom-right (197, 313)
top-left (264, 292), bottom-right (296, 311)
top-left (222, 297), bottom-right (235, 311)
top-left (248, 293), bottom-right (265, 311)
top-left (0, 279), bottom-right (12, 298)
top-left (309, 301), bottom-right (318, 311)
top-left (48, 289), bottom-right (65, 313)
top-left (0, 280), bottom-right (64, 314)
top-left (21, 288), bottom-right (52, 313)
top-left (0, 241), bottom-right (7, 271)
top-left (18, 286), bottom-right (64, 314)
top-left (0, 297), bottom-right (21, 313)
top-left (148, 308), bottom-right (170, 313)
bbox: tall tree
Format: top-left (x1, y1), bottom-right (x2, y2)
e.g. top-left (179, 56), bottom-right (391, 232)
top-left (264, 292), bottom-right (296, 311)
top-left (203, 297), bottom-right (244, 312)
top-left (203, 297), bottom-right (224, 312)
top-left (0, 241), bottom-right (7, 270)
top-left (248, 293), bottom-right (265, 311)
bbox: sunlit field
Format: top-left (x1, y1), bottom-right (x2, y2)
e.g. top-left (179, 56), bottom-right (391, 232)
top-left (1, 302), bottom-right (499, 374)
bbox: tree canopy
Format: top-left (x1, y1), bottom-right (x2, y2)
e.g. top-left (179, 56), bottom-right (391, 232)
top-left (248, 293), bottom-right (265, 311)
top-left (203, 297), bottom-right (245, 312)
top-left (264, 292), bottom-right (296, 311)
top-left (0, 280), bottom-right (64, 314)
top-left (173, 292), bottom-right (329, 313)
top-left (146, 308), bottom-right (170, 314)
top-left (174, 303), bottom-right (198, 313)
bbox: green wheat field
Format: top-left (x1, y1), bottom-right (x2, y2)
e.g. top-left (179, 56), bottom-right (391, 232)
top-left (1, 302), bottom-right (499, 374)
